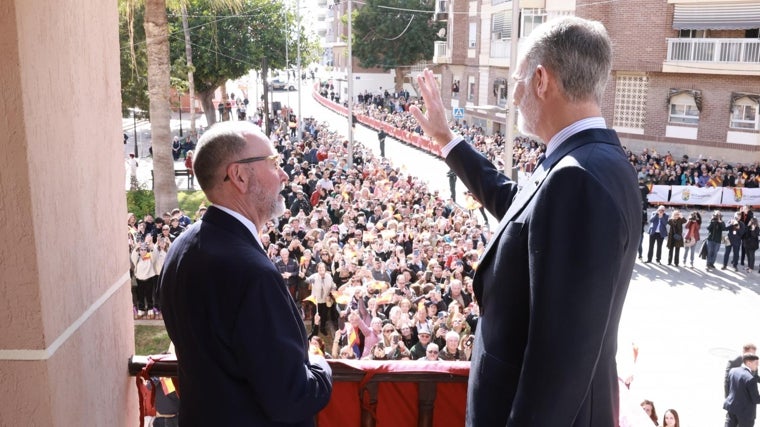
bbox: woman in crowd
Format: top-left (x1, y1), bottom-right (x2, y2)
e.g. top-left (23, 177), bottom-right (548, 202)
top-left (130, 237), bottom-right (158, 319)
top-left (640, 399), bottom-right (659, 425)
top-left (151, 236), bottom-right (171, 319)
top-left (661, 408), bottom-right (679, 427)
top-left (743, 218), bottom-right (759, 272)
top-left (682, 211), bottom-right (702, 267)
top-left (667, 210), bottom-right (687, 267)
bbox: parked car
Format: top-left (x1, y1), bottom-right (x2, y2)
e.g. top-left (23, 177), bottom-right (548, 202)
top-left (269, 79), bottom-right (296, 91)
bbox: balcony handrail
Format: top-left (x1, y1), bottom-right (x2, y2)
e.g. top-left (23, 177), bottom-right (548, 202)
top-left (128, 354), bottom-right (470, 383)
top-left (666, 37), bottom-right (760, 64)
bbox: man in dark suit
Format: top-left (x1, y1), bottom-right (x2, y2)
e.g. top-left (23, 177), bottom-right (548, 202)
top-left (646, 205), bottom-right (669, 263)
top-left (159, 121), bottom-right (332, 426)
top-left (411, 16), bottom-right (640, 426)
top-left (726, 343), bottom-right (758, 397)
top-left (725, 353), bottom-right (760, 426)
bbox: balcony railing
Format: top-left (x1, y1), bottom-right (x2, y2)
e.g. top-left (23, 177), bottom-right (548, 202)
top-left (490, 39), bottom-right (509, 59)
top-left (434, 41), bottom-right (448, 61)
top-left (666, 38), bottom-right (760, 64)
top-left (129, 355), bottom-right (469, 426)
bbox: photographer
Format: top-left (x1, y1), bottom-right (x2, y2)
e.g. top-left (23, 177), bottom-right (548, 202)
top-left (706, 211), bottom-right (726, 270)
top-left (723, 212), bottom-right (746, 271)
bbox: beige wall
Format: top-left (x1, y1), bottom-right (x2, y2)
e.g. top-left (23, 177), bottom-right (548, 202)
top-left (0, 0), bottom-right (136, 425)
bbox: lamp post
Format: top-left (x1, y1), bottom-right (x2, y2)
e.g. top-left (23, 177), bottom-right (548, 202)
top-left (133, 107), bottom-right (139, 158)
top-left (178, 93), bottom-right (183, 137)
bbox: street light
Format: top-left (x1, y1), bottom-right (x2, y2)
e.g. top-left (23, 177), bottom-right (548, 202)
top-left (132, 107), bottom-right (139, 158)
top-left (178, 93), bottom-right (184, 137)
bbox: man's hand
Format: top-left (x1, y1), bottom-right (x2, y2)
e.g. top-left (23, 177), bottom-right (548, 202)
top-left (409, 68), bottom-right (456, 147)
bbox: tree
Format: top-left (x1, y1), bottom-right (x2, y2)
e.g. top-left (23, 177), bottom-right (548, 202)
top-left (352, 0), bottom-right (443, 91)
top-left (169, 0), bottom-right (312, 128)
top-left (121, 0), bottom-right (244, 217)
top-left (143, 0), bottom-right (176, 217)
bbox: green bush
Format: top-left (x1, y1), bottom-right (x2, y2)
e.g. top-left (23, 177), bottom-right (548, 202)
top-left (126, 190), bottom-right (209, 219)
top-left (126, 190), bottom-right (156, 219)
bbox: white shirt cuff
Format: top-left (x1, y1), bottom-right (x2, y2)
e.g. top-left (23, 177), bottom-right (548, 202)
top-left (440, 135), bottom-right (465, 158)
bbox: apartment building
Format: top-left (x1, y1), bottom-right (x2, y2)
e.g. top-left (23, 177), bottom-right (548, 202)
top-left (433, 0), bottom-right (760, 162)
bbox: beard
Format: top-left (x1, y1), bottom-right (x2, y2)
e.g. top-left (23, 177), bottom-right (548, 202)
top-left (516, 84), bottom-right (539, 139)
top-left (255, 186), bottom-right (286, 222)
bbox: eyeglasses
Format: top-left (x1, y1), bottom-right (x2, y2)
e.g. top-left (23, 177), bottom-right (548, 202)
top-left (223, 154), bottom-right (280, 181)
top-left (383, 330), bottom-right (394, 333)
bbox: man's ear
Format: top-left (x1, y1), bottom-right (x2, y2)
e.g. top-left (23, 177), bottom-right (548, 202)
top-left (533, 65), bottom-right (550, 99)
top-left (226, 163), bottom-right (250, 192)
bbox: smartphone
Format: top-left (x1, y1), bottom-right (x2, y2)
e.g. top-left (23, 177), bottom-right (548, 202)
top-left (392, 335), bottom-right (400, 344)
top-left (465, 336), bottom-right (474, 347)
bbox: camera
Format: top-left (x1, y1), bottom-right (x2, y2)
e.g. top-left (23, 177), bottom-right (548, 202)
top-left (464, 336), bottom-right (474, 347)
top-left (392, 335), bottom-right (400, 344)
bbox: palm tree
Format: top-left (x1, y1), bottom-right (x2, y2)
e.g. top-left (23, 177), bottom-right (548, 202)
top-left (129, 0), bottom-right (243, 216)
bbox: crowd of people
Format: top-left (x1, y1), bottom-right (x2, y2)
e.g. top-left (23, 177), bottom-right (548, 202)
top-left (642, 204), bottom-right (758, 272)
top-left (129, 117), bottom-right (487, 362)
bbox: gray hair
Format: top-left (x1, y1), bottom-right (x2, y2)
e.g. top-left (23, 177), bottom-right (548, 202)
top-left (193, 121), bottom-right (258, 191)
top-left (519, 16), bottom-right (612, 104)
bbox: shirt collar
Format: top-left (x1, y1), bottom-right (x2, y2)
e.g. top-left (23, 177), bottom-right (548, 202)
top-left (545, 117), bottom-right (607, 158)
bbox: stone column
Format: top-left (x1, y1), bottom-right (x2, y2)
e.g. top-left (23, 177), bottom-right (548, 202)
top-left (0, 0), bottom-right (136, 425)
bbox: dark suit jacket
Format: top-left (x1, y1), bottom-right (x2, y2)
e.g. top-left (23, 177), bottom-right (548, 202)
top-left (159, 206), bottom-right (332, 426)
top-left (447, 129), bottom-right (640, 426)
top-left (724, 365), bottom-right (760, 422)
top-left (648, 212), bottom-right (669, 236)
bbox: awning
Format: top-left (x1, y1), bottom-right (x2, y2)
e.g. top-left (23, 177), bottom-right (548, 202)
top-left (673, 3), bottom-right (760, 30)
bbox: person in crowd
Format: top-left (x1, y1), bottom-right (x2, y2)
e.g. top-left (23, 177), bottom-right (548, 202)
top-left (725, 343), bottom-right (757, 397)
top-left (641, 399), bottom-right (659, 426)
top-left (306, 262), bottom-right (335, 335)
top-left (647, 205), bottom-right (669, 264)
top-left (409, 323), bottom-right (433, 360)
top-left (743, 218), bottom-right (759, 272)
top-left (131, 237), bottom-right (158, 319)
top-left (410, 16), bottom-right (641, 425)
top-left (724, 353), bottom-right (760, 427)
top-left (682, 211), bottom-right (702, 267)
top-left (151, 236), bottom-right (171, 319)
top-left (439, 330), bottom-right (468, 361)
top-left (422, 343), bottom-right (441, 361)
top-left (706, 211), bottom-right (726, 270)
top-left (275, 247), bottom-right (300, 301)
top-left (666, 210), bottom-right (687, 267)
top-left (661, 409), bottom-right (680, 427)
top-left (723, 212), bottom-right (746, 271)
top-left (184, 150), bottom-right (194, 187)
top-left (739, 205), bottom-right (754, 267)
top-left (159, 121), bottom-right (332, 426)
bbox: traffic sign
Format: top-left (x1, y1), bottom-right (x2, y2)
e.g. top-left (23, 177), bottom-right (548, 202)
top-left (453, 107), bottom-right (465, 119)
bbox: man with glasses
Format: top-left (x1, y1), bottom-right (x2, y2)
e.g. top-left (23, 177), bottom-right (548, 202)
top-left (411, 16), bottom-right (640, 427)
top-left (159, 121), bottom-right (332, 426)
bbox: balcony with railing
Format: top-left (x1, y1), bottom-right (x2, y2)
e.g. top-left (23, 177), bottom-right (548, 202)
top-left (433, 41), bottom-right (450, 64)
top-left (129, 356), bottom-right (469, 426)
top-left (664, 38), bottom-right (760, 76)
top-left (490, 39), bottom-right (509, 59)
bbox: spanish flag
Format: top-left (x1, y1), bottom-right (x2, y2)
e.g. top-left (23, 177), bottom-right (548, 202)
top-left (348, 327), bottom-right (360, 357)
top-left (646, 182), bottom-right (653, 192)
top-left (707, 176), bottom-right (721, 187)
